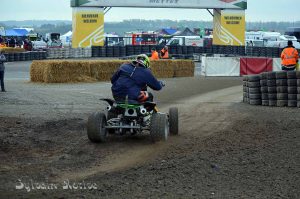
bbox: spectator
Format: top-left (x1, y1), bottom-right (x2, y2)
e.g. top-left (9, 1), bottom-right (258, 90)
top-left (281, 40), bottom-right (299, 71)
top-left (8, 37), bottom-right (16, 48)
top-left (150, 48), bottom-right (159, 60)
top-left (0, 51), bottom-right (6, 92)
top-left (160, 46), bottom-right (169, 59)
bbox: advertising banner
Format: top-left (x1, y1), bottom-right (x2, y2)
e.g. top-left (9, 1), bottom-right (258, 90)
top-left (71, 0), bottom-right (247, 10)
top-left (72, 7), bottom-right (104, 48)
top-left (213, 9), bottom-right (245, 46)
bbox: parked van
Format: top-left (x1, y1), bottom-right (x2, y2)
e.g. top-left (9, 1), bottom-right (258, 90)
top-left (166, 36), bottom-right (204, 47)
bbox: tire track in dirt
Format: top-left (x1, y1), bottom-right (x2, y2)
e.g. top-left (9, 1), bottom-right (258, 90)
top-left (55, 86), bottom-right (242, 182)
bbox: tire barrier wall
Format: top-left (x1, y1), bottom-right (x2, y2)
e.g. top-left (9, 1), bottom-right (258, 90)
top-left (3, 51), bottom-right (47, 62)
top-left (30, 60), bottom-right (195, 83)
top-left (243, 71), bottom-right (300, 108)
top-left (46, 48), bottom-right (92, 59)
top-left (92, 45), bottom-right (300, 58)
top-left (201, 57), bottom-right (240, 76)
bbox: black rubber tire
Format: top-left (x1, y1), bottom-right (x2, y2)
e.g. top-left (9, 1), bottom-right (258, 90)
top-left (268, 86), bottom-right (277, 93)
top-left (150, 113), bottom-right (168, 142)
top-left (248, 75), bottom-right (260, 82)
top-left (276, 79), bottom-right (287, 86)
top-left (248, 81), bottom-right (260, 88)
top-left (277, 86), bottom-right (288, 93)
top-left (243, 81), bottom-right (247, 86)
top-left (261, 87), bottom-right (268, 93)
top-left (287, 79), bottom-right (297, 86)
top-left (277, 93), bottom-right (288, 100)
top-left (296, 71), bottom-right (300, 79)
top-left (249, 87), bottom-right (261, 94)
top-left (267, 80), bottom-right (276, 87)
top-left (287, 71), bottom-right (296, 79)
top-left (277, 100), bottom-right (288, 107)
top-left (297, 79), bottom-right (300, 86)
top-left (261, 93), bottom-right (268, 100)
top-left (243, 87), bottom-right (247, 92)
top-left (249, 99), bottom-right (262, 105)
top-left (243, 92), bottom-right (248, 97)
top-left (169, 107), bottom-right (179, 135)
top-left (107, 111), bottom-right (119, 134)
top-left (297, 101), bottom-right (300, 108)
top-left (288, 87), bottom-right (298, 94)
top-left (260, 80), bottom-right (267, 86)
top-left (298, 87), bottom-right (300, 94)
top-left (276, 71), bottom-right (287, 79)
top-left (262, 100), bottom-right (269, 106)
top-left (87, 112), bottom-right (107, 143)
top-left (268, 93), bottom-right (277, 100)
top-left (269, 100), bottom-right (277, 106)
top-left (288, 100), bottom-right (297, 107)
top-left (298, 94), bottom-right (300, 101)
top-left (249, 94), bottom-right (261, 99)
top-left (260, 72), bottom-right (268, 80)
top-left (243, 97), bottom-right (248, 103)
top-left (242, 75), bottom-right (248, 81)
top-left (267, 72), bottom-right (276, 80)
top-left (288, 94), bottom-right (297, 100)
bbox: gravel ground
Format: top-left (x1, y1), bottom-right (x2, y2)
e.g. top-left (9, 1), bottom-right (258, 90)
top-left (0, 61), bottom-right (299, 199)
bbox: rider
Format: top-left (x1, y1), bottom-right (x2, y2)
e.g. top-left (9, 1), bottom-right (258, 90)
top-left (111, 54), bottom-right (164, 104)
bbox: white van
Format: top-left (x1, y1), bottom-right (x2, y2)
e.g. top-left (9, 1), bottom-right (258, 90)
top-left (166, 36), bottom-right (204, 47)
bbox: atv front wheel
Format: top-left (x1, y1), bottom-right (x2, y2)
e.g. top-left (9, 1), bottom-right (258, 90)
top-left (150, 113), bottom-right (168, 142)
top-left (169, 107), bottom-right (178, 135)
top-left (87, 112), bottom-right (107, 143)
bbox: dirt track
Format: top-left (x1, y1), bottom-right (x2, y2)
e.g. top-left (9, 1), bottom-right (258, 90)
top-left (0, 67), bottom-right (299, 198)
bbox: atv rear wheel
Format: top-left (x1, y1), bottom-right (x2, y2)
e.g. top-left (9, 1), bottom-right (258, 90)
top-left (87, 112), bottom-right (107, 143)
top-left (150, 113), bottom-right (168, 142)
top-left (169, 107), bottom-right (179, 135)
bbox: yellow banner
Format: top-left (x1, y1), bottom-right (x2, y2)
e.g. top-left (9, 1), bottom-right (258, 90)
top-left (72, 7), bottom-right (104, 48)
top-left (213, 9), bottom-right (245, 46)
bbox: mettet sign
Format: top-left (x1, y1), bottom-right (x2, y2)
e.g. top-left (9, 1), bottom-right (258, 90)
top-left (71, 0), bottom-right (247, 10)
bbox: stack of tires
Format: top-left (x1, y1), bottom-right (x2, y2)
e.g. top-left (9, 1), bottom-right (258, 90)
top-left (248, 75), bottom-right (261, 105)
top-left (287, 71), bottom-right (298, 107)
top-left (267, 72), bottom-right (277, 106)
top-left (260, 72), bottom-right (269, 106)
top-left (242, 76), bottom-right (249, 103)
top-left (298, 73), bottom-right (300, 108)
top-left (243, 71), bottom-right (300, 108)
top-left (276, 71), bottom-right (288, 107)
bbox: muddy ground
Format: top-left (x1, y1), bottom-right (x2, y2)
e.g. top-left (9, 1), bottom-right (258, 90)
top-left (0, 61), bottom-right (299, 199)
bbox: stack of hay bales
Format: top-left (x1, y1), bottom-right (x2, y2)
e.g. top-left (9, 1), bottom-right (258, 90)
top-left (30, 59), bottom-right (195, 83)
top-left (0, 47), bottom-right (26, 53)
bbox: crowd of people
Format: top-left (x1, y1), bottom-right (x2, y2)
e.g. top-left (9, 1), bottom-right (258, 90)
top-left (0, 36), bottom-right (33, 51)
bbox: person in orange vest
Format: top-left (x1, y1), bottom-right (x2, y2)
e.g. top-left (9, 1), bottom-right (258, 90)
top-left (281, 40), bottom-right (299, 71)
top-left (160, 46), bottom-right (169, 59)
top-left (150, 48), bottom-right (159, 60)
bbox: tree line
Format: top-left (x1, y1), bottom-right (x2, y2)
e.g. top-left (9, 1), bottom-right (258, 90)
top-left (0, 19), bottom-right (299, 36)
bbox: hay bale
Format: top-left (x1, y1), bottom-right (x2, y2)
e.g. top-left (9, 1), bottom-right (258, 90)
top-left (30, 61), bottom-right (47, 82)
top-left (0, 47), bottom-right (26, 53)
top-left (30, 59), bottom-right (194, 83)
top-left (173, 60), bottom-right (195, 77)
top-left (44, 60), bottom-right (94, 83)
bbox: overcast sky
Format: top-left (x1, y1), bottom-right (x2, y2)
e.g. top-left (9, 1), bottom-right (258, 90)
top-left (0, 0), bottom-right (299, 22)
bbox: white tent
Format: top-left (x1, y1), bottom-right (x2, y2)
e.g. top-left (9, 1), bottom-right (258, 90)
top-left (60, 31), bottom-right (72, 46)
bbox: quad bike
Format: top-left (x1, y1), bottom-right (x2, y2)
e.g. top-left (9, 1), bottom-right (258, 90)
top-left (87, 98), bottom-right (178, 143)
